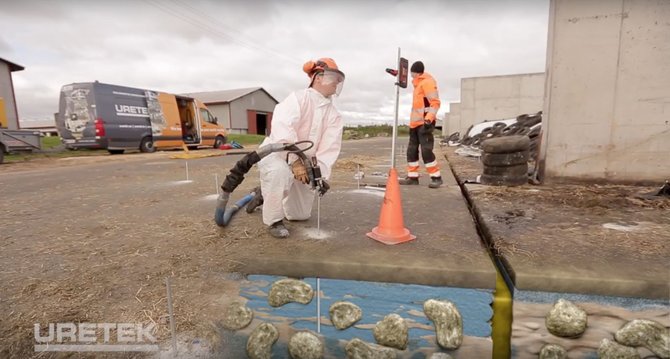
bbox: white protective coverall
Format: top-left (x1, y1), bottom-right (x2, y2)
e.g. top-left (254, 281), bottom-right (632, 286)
top-left (258, 87), bottom-right (343, 226)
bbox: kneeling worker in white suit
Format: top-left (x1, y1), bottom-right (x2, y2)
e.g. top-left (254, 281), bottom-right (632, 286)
top-left (246, 57), bottom-right (345, 238)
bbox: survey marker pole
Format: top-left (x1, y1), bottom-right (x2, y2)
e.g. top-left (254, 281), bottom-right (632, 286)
top-left (391, 48), bottom-right (401, 169)
top-left (388, 48), bottom-right (408, 168)
top-left (367, 48), bottom-right (415, 245)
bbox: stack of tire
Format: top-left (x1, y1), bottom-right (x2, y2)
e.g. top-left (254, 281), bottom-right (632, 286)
top-left (457, 111), bottom-right (542, 162)
top-left (480, 135), bottom-right (530, 186)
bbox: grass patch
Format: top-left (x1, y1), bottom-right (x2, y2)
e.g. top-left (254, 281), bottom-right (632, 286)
top-left (343, 125), bottom-right (410, 140)
top-left (227, 134), bottom-right (266, 146)
top-left (2, 136), bottom-right (106, 163)
top-left (227, 126), bottom-right (413, 144)
top-left (41, 136), bottom-right (62, 150)
top-left (3, 127), bottom-right (418, 164)
top-left (4, 149), bottom-right (105, 163)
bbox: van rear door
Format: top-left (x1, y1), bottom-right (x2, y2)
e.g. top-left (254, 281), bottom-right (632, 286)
top-left (151, 92), bottom-right (183, 148)
top-left (57, 83), bottom-right (101, 149)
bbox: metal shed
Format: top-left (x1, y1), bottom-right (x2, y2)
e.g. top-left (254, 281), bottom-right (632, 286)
top-left (0, 57), bottom-right (25, 130)
top-left (184, 87), bottom-right (278, 135)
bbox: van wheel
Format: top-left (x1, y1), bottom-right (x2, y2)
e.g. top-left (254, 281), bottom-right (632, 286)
top-left (140, 137), bottom-right (156, 153)
top-left (214, 135), bottom-right (226, 148)
top-left (0, 145), bottom-right (5, 164)
top-left (108, 149), bottom-right (125, 155)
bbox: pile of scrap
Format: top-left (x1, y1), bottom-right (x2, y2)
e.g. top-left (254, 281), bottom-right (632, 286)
top-left (444, 111), bottom-right (542, 184)
top-left (447, 111), bottom-right (542, 160)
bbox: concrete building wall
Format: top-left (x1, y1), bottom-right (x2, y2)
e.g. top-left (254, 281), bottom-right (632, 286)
top-left (460, 79), bottom-right (475, 135)
top-left (0, 61), bottom-right (19, 129)
top-left (449, 102), bottom-right (461, 136)
top-left (541, 0), bottom-right (670, 183)
top-left (230, 91), bottom-right (277, 134)
top-left (459, 73), bottom-right (545, 134)
top-left (442, 112), bottom-right (451, 137)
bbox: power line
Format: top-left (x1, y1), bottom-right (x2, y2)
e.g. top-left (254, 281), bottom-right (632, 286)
top-left (142, 0), bottom-right (300, 65)
top-left (168, 0), bottom-right (258, 44)
top-left (144, 0), bottom-right (259, 52)
top-left (168, 0), bottom-right (296, 62)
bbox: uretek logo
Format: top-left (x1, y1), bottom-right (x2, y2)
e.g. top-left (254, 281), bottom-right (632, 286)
top-left (114, 104), bottom-right (149, 117)
top-left (34, 323), bottom-right (158, 352)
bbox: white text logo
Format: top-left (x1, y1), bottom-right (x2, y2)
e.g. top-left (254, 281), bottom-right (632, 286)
top-left (34, 323), bottom-right (158, 352)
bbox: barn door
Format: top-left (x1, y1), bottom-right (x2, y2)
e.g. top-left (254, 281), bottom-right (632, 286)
top-left (247, 110), bottom-right (257, 134)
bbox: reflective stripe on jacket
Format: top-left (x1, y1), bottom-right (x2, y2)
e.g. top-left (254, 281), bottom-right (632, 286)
top-left (410, 73), bottom-right (440, 129)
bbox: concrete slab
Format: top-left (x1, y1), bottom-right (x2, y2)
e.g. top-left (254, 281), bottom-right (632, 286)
top-left (445, 147), bottom-right (670, 299)
top-left (231, 138), bottom-right (497, 290)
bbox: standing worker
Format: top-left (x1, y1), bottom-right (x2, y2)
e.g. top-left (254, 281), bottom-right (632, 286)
top-left (399, 61), bottom-right (443, 188)
top-left (246, 58), bottom-right (345, 238)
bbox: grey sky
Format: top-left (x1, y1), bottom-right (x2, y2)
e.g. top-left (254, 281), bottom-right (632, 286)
top-left (0, 0), bottom-right (549, 125)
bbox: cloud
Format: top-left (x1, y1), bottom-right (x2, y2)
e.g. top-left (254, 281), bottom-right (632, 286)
top-left (1, 0), bottom-right (549, 124)
top-left (0, 36), bottom-right (11, 54)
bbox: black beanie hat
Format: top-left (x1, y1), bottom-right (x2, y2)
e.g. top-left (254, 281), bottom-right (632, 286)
top-left (410, 61), bottom-right (424, 74)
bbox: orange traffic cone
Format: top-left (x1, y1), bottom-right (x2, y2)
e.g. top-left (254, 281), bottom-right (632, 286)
top-left (367, 167), bottom-right (416, 245)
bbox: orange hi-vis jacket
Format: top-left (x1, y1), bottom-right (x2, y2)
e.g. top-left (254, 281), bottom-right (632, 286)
top-left (410, 72), bottom-right (441, 129)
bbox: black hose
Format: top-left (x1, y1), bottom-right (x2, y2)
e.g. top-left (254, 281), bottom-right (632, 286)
top-left (285, 140), bottom-right (314, 156)
top-left (221, 151), bottom-right (261, 194)
top-left (214, 141), bottom-right (314, 227)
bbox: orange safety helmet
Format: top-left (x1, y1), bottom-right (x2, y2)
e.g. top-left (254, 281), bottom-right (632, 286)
top-left (303, 57), bottom-right (345, 81)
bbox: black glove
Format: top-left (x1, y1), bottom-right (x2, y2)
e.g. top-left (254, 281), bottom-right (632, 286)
top-left (423, 120), bottom-right (435, 133)
top-left (318, 180), bottom-right (330, 196)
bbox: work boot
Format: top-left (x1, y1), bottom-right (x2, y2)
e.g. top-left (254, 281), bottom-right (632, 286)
top-left (398, 177), bottom-right (419, 185)
top-left (269, 220), bottom-right (289, 239)
top-left (245, 187), bottom-right (263, 213)
top-left (428, 176), bottom-right (443, 188)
